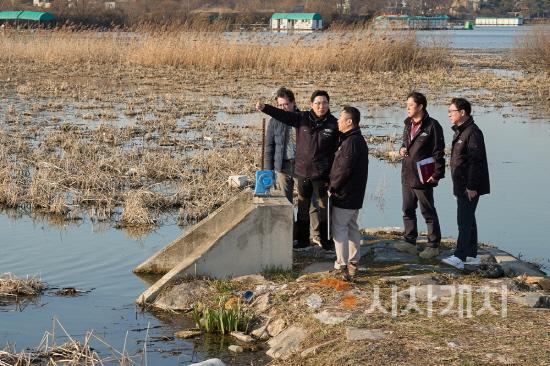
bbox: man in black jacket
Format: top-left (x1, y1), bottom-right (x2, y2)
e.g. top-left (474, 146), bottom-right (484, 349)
top-left (329, 106), bottom-right (368, 280)
top-left (394, 92), bottom-right (445, 259)
top-left (263, 87), bottom-right (321, 242)
top-left (442, 98), bottom-right (490, 270)
top-left (256, 90), bottom-right (339, 250)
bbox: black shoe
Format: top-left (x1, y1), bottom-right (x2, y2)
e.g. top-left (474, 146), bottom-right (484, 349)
top-left (321, 238), bottom-right (335, 252)
top-left (293, 240), bottom-right (311, 252)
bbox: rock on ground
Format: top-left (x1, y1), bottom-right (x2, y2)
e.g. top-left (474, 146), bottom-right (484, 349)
top-left (397, 285), bottom-right (456, 301)
top-left (346, 327), bottom-right (388, 341)
top-left (314, 309), bottom-right (351, 325)
top-left (231, 331), bottom-right (254, 343)
top-left (189, 359), bottom-right (226, 366)
top-left (267, 318), bottom-right (286, 337)
top-left (306, 293), bottom-right (323, 309)
top-left (488, 249), bottom-right (546, 277)
top-left (267, 326), bottom-right (308, 360)
top-left (228, 345), bottom-right (243, 353)
top-left (510, 293), bottom-right (550, 308)
top-left (174, 329), bottom-right (202, 339)
top-left (251, 292), bottom-right (271, 313)
top-left (153, 280), bottom-right (213, 311)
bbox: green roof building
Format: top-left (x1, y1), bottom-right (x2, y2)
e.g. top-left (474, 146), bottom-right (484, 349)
top-left (271, 13), bottom-right (323, 31)
top-left (0, 11), bottom-right (56, 22)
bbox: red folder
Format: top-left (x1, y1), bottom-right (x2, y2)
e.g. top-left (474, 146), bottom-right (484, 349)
top-left (416, 157), bottom-right (435, 184)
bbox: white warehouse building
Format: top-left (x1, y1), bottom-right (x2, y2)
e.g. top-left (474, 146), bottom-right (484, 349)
top-left (475, 17), bottom-right (523, 26)
top-left (270, 13), bottom-right (323, 31)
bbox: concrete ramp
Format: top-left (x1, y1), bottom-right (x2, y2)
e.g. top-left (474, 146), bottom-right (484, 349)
top-left (134, 188), bottom-right (293, 305)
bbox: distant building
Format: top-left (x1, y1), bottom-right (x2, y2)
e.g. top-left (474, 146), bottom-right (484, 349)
top-left (374, 15), bottom-right (449, 30)
top-left (33, 0), bottom-right (52, 8)
top-left (270, 13), bottom-right (323, 31)
top-left (475, 16), bottom-right (523, 26)
top-left (105, 1), bottom-right (116, 9)
top-left (0, 10), bottom-right (56, 24)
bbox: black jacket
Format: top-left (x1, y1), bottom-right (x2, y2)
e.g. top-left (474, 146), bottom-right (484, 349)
top-left (401, 112), bottom-right (445, 189)
top-left (329, 127), bottom-right (369, 210)
top-left (263, 107), bottom-right (299, 172)
top-left (262, 104), bottom-right (339, 180)
top-left (450, 117), bottom-right (490, 196)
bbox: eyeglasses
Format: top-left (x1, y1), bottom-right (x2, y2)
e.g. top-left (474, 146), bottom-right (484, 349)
top-left (448, 109), bottom-right (461, 113)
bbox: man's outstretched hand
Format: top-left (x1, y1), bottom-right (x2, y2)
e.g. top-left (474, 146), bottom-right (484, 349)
top-left (255, 100), bottom-right (265, 112)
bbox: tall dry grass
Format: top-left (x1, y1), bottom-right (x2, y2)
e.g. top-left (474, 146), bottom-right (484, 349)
top-left (0, 29), bottom-right (449, 72)
top-left (516, 26), bottom-right (550, 70)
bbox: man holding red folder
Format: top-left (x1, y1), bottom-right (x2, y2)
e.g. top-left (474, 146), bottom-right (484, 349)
top-left (394, 92), bottom-right (445, 259)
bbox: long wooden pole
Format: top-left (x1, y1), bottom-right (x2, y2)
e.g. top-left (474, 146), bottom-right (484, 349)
top-left (261, 117), bottom-right (266, 170)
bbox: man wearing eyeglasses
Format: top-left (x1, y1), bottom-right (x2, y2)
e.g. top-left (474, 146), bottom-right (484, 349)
top-left (442, 98), bottom-right (490, 270)
top-left (257, 90), bottom-right (339, 251)
top-left (394, 91), bottom-right (445, 259)
top-left (263, 87), bottom-right (299, 204)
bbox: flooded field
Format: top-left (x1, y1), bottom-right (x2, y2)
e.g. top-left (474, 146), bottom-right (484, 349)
top-left (1, 26), bottom-right (549, 364)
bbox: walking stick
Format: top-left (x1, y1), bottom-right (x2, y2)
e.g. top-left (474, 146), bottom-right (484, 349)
top-left (261, 117), bottom-right (266, 170)
top-left (327, 192), bottom-right (332, 240)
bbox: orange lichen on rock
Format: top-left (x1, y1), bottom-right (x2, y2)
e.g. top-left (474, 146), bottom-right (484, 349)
top-left (341, 294), bottom-right (358, 309)
top-left (317, 278), bottom-right (351, 291)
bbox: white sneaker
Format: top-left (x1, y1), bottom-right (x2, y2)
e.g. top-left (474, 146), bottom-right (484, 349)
top-left (465, 256), bottom-right (481, 265)
top-left (441, 255), bottom-right (465, 270)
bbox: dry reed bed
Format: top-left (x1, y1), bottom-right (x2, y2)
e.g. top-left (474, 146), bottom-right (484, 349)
top-left (0, 118), bottom-right (260, 229)
top-left (0, 30), bottom-right (449, 72)
top-left (516, 26), bottom-right (550, 70)
top-left (0, 273), bottom-right (45, 298)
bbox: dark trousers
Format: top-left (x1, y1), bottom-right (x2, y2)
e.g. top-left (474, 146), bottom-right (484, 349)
top-left (454, 194), bottom-right (479, 261)
top-left (402, 184), bottom-right (441, 247)
top-left (274, 160), bottom-right (295, 204)
top-left (295, 177), bottom-right (331, 248)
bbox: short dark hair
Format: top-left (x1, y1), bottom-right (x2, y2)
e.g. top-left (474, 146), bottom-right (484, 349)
top-left (450, 97), bottom-right (472, 116)
top-left (275, 87), bottom-right (295, 103)
top-left (407, 91), bottom-right (427, 112)
top-left (342, 106), bottom-right (360, 126)
top-left (310, 90), bottom-right (330, 103)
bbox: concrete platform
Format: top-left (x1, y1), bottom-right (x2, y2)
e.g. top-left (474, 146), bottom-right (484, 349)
top-left (135, 188), bottom-right (293, 305)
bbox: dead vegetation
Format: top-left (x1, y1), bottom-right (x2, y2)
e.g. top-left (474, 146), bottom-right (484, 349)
top-left (0, 115), bottom-right (259, 229)
top-left (0, 273), bottom-right (45, 299)
top-left (516, 26), bottom-right (550, 71)
top-left (0, 318), bottom-right (146, 365)
top-left (0, 29), bottom-right (449, 73)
